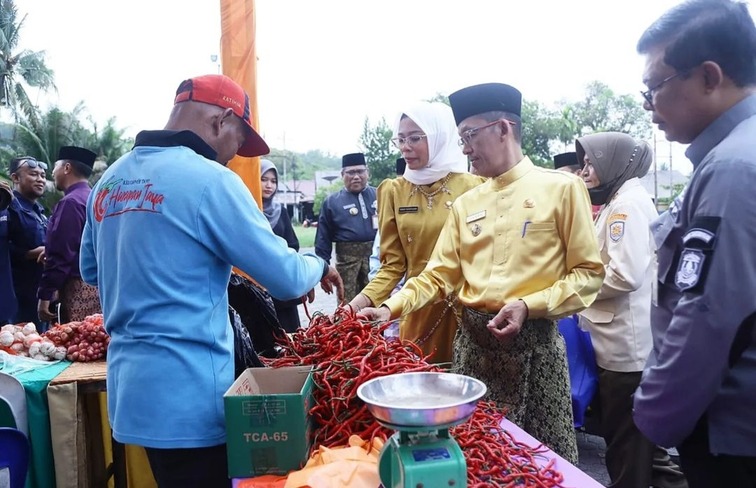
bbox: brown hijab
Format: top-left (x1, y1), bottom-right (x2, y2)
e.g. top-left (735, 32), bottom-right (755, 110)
top-left (576, 132), bottom-right (653, 205)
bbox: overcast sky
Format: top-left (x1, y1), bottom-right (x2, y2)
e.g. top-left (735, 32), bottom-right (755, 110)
top-left (21, 0), bottom-right (743, 174)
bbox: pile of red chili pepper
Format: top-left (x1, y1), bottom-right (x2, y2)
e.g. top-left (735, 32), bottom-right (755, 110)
top-left (264, 307), bottom-right (565, 487)
top-left (454, 401), bottom-right (565, 487)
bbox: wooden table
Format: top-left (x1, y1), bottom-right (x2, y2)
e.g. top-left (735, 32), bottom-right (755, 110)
top-left (49, 361), bottom-right (107, 390)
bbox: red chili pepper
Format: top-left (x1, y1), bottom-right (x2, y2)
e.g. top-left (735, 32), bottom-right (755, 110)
top-left (267, 306), bottom-right (566, 487)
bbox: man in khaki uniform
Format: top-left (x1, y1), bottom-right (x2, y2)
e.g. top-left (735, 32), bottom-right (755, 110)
top-left (362, 82), bottom-right (604, 463)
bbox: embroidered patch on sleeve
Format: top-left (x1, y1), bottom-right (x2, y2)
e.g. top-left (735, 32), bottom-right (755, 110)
top-left (608, 213), bottom-right (627, 222)
top-left (682, 216), bottom-right (720, 250)
top-left (675, 248), bottom-right (706, 290)
top-left (609, 220), bottom-right (625, 242)
top-left (682, 228), bottom-right (715, 245)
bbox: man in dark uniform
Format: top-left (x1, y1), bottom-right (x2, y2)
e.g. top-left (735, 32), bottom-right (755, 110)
top-left (315, 152), bottom-right (377, 302)
top-left (0, 180), bottom-right (16, 323)
top-left (553, 152), bottom-right (582, 175)
top-left (633, 1), bottom-right (756, 486)
top-left (7, 156), bottom-right (48, 325)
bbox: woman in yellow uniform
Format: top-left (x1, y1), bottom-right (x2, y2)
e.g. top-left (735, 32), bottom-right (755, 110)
top-left (349, 101), bottom-right (482, 363)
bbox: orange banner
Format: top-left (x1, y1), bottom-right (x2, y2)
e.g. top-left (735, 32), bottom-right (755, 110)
top-left (221, 0), bottom-right (262, 283)
top-left (220, 0), bottom-right (262, 207)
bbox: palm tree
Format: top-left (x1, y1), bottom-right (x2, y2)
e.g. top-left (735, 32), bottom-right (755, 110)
top-left (90, 117), bottom-right (134, 166)
top-left (0, 0), bottom-right (55, 125)
top-left (7, 104), bottom-right (133, 209)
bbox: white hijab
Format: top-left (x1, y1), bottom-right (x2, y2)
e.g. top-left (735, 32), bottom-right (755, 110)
top-left (393, 102), bottom-right (468, 186)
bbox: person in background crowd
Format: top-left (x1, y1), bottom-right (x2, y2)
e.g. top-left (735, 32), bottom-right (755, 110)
top-left (350, 102), bottom-right (482, 363)
top-left (7, 156), bottom-right (48, 326)
top-left (315, 152), bottom-right (377, 301)
top-left (368, 158), bottom-right (406, 283)
top-left (0, 181), bottom-right (16, 323)
top-left (553, 151), bottom-right (582, 175)
top-left (80, 74), bottom-right (343, 488)
top-left (362, 83), bottom-right (604, 462)
top-left (578, 132), bottom-right (687, 488)
top-left (559, 150), bottom-right (605, 219)
top-left (37, 146), bottom-right (101, 326)
top-left (367, 158), bottom-right (406, 340)
top-left (553, 149), bottom-right (601, 429)
top-left (633, 1), bottom-right (756, 486)
top-left (260, 158), bottom-right (308, 332)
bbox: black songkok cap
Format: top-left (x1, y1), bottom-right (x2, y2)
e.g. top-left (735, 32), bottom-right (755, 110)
top-left (342, 152), bottom-right (366, 168)
top-left (449, 83), bottom-right (522, 125)
top-left (553, 152), bottom-right (579, 169)
top-left (58, 146), bottom-right (97, 168)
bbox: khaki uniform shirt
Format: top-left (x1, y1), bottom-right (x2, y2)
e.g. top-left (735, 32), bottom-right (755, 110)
top-left (579, 178), bottom-right (657, 372)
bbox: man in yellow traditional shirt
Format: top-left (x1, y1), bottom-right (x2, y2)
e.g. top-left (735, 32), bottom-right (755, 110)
top-left (361, 83), bottom-right (604, 463)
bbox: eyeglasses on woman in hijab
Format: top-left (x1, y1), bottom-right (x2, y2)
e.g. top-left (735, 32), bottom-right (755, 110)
top-left (390, 134), bottom-right (428, 149)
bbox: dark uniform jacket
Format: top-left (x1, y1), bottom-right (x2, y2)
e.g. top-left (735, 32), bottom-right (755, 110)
top-left (634, 94), bottom-right (756, 456)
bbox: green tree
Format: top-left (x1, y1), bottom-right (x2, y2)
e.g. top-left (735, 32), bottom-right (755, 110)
top-left (0, 0), bottom-right (55, 125)
top-left (2, 104), bottom-right (132, 209)
top-left (9, 104), bottom-right (132, 165)
top-left (563, 81), bottom-right (652, 140)
top-left (90, 117), bottom-right (134, 165)
top-left (359, 117), bottom-right (399, 187)
top-left (298, 150), bottom-right (340, 180)
top-left (266, 149), bottom-right (301, 185)
top-left (313, 181), bottom-right (342, 215)
top-left (425, 93), bottom-right (449, 105)
top-left (520, 82), bottom-right (652, 167)
top-left (357, 81), bottom-right (650, 174)
top-left (266, 149), bottom-right (341, 188)
top-left (12, 103), bottom-right (91, 164)
top-left (520, 100), bottom-right (571, 168)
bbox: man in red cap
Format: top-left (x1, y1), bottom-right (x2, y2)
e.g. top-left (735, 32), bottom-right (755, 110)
top-left (80, 74), bottom-right (343, 487)
top-left (38, 146), bottom-right (101, 326)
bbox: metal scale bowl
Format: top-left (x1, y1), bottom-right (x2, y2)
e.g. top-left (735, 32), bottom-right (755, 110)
top-left (357, 372), bottom-right (487, 488)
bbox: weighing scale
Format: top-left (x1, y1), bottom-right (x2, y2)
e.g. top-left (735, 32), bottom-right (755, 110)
top-left (357, 372), bottom-right (488, 488)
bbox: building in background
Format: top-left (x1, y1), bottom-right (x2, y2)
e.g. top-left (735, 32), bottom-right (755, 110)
top-left (639, 169), bottom-right (688, 211)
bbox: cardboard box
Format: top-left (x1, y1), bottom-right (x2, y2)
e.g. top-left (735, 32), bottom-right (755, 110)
top-left (224, 365), bottom-right (314, 478)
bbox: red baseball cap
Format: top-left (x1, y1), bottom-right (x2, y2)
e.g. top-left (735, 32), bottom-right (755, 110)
top-left (174, 74), bottom-right (270, 157)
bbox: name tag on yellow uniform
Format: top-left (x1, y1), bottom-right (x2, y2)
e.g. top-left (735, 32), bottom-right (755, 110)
top-left (466, 210), bottom-right (486, 223)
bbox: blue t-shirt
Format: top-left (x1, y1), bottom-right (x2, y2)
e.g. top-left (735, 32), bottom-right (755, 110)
top-left (80, 131), bottom-right (325, 448)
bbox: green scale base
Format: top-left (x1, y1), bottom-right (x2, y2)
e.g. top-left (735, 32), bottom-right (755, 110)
top-left (378, 424), bottom-right (467, 488)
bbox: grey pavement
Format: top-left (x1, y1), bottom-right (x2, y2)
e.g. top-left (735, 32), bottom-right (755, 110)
top-left (295, 248), bottom-right (611, 486)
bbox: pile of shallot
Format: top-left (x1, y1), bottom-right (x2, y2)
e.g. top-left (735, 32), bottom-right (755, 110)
top-left (43, 314), bottom-right (110, 362)
top-left (0, 322), bottom-right (67, 361)
top-left (0, 314), bottom-right (110, 362)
